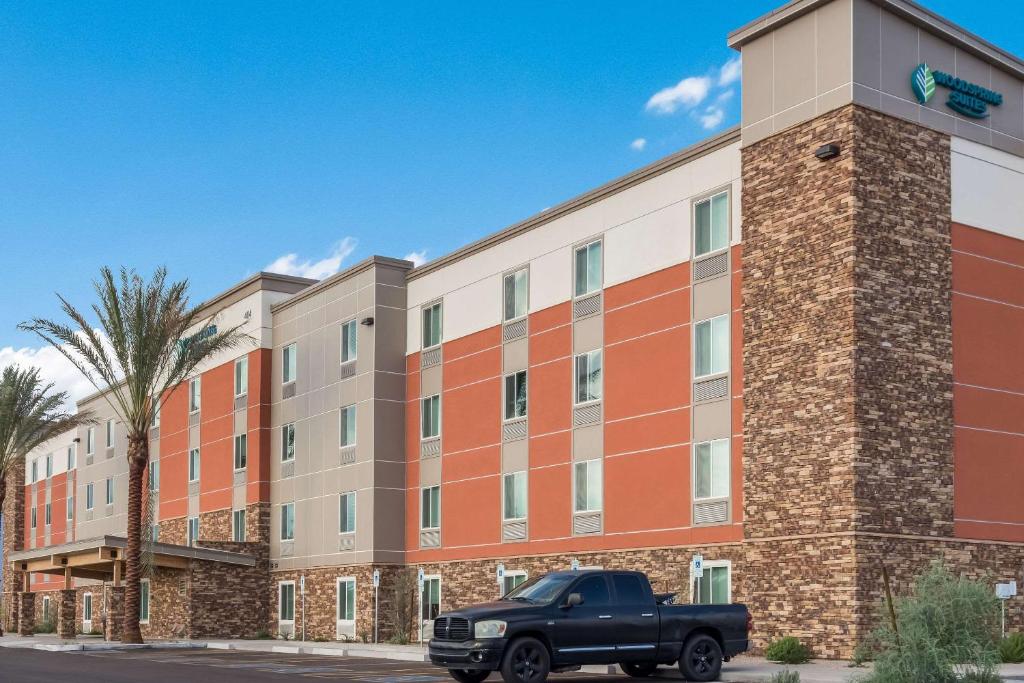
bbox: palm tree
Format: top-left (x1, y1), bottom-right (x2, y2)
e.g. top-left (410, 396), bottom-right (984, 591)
top-left (20, 267), bottom-right (247, 643)
top-left (0, 365), bottom-right (91, 636)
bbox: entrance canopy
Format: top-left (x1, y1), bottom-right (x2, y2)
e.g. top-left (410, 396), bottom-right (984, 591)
top-left (8, 535), bottom-right (255, 587)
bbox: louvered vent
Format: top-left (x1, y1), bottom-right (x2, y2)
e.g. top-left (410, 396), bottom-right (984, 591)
top-left (340, 446), bottom-right (357, 465)
top-left (503, 318), bottom-right (528, 343)
top-left (421, 438), bottom-right (441, 459)
top-left (150, 426), bottom-right (160, 440)
top-left (421, 347), bottom-right (442, 369)
top-left (339, 533), bottom-right (355, 551)
top-left (573, 292), bottom-right (602, 319)
top-left (693, 252), bottom-right (728, 281)
top-left (188, 481), bottom-right (199, 496)
top-left (503, 520), bottom-right (528, 542)
top-left (694, 499), bottom-right (729, 525)
top-left (420, 529), bottom-right (441, 548)
top-left (694, 376), bottom-right (729, 402)
top-left (282, 383), bottom-right (297, 399)
top-left (573, 512), bottom-right (602, 535)
top-left (234, 396), bottom-right (247, 412)
top-left (340, 361), bottom-right (356, 380)
top-left (85, 455), bottom-right (94, 467)
top-left (189, 412), bottom-right (201, 427)
top-left (502, 419), bottom-right (528, 442)
top-left (233, 470), bottom-right (246, 486)
top-left (280, 540), bottom-right (294, 557)
top-left (281, 460), bottom-right (295, 479)
top-left (106, 448), bottom-right (114, 460)
top-left (573, 403), bottom-right (602, 427)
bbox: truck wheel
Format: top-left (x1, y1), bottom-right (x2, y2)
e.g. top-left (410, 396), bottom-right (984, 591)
top-left (678, 634), bottom-right (723, 682)
top-left (500, 637), bottom-right (551, 683)
top-left (449, 670), bottom-right (490, 683)
top-left (620, 662), bottom-right (658, 677)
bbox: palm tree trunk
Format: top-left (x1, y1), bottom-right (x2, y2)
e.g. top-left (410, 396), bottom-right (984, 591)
top-left (121, 436), bottom-right (147, 644)
top-left (0, 475), bottom-right (6, 637)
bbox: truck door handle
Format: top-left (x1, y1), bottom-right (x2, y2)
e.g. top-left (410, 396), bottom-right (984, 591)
top-left (598, 615), bottom-right (613, 619)
top-left (641, 613), bottom-right (654, 617)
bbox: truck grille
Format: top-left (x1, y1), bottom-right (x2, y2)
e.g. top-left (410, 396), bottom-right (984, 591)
top-left (433, 616), bottom-right (471, 641)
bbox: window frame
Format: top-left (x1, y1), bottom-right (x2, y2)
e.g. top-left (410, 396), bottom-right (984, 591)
top-left (66, 494), bottom-right (74, 520)
top-left (503, 370), bottom-right (528, 421)
top-left (148, 459), bottom-right (160, 492)
top-left (232, 509), bottom-right (246, 542)
top-left (502, 571), bottom-right (528, 595)
top-left (279, 581), bottom-right (296, 623)
top-left (86, 427), bottom-right (95, 455)
top-left (573, 349), bottom-right (603, 405)
top-left (83, 593), bottom-right (93, 623)
top-left (573, 239), bottom-right (603, 298)
top-left (281, 423), bottom-right (296, 462)
top-left (140, 578), bottom-right (151, 624)
top-left (86, 483), bottom-right (94, 511)
top-left (421, 394), bottom-right (441, 440)
top-left (45, 453), bottom-right (52, 478)
top-left (339, 405), bottom-right (357, 448)
top-left (502, 471), bottom-right (528, 521)
top-left (420, 485), bottom-right (441, 530)
top-left (692, 189), bottom-right (731, 259)
top-left (693, 438), bottom-right (731, 501)
top-left (31, 459), bottom-right (37, 483)
top-left (573, 458), bottom-right (604, 513)
top-left (105, 477), bottom-right (114, 506)
top-left (421, 302), bottom-right (443, 350)
top-left (30, 507), bottom-right (36, 529)
top-left (502, 267), bottom-right (529, 322)
top-left (188, 448), bottom-right (200, 483)
top-left (234, 356), bottom-right (249, 397)
top-left (67, 445), bottom-right (75, 470)
top-left (106, 419), bottom-right (115, 448)
top-left (233, 433), bottom-right (248, 471)
top-left (282, 343), bottom-right (297, 385)
top-left (281, 502), bottom-right (295, 541)
top-left (187, 516), bottom-right (199, 547)
top-left (336, 576), bottom-right (357, 625)
top-left (341, 319), bottom-right (358, 364)
top-left (45, 502), bottom-right (51, 526)
top-left (693, 314), bottom-right (730, 380)
top-left (189, 377), bottom-right (201, 414)
top-left (339, 491), bottom-right (356, 534)
top-left (692, 560), bottom-right (732, 605)
top-left (421, 575), bottom-right (442, 624)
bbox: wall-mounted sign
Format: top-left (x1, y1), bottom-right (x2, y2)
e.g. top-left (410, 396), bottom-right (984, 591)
top-left (176, 324), bottom-right (218, 351)
top-left (911, 63), bottom-right (1003, 119)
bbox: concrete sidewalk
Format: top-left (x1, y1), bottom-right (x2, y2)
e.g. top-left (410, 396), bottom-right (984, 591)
top-left (4, 634), bottom-right (1024, 681)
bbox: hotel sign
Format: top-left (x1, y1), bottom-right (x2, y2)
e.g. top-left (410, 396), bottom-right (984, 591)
top-left (911, 63), bottom-right (1003, 119)
top-left (176, 324), bottom-right (218, 351)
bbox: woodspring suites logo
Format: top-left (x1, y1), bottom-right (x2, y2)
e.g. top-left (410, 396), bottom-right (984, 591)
top-left (910, 63), bottom-right (1003, 119)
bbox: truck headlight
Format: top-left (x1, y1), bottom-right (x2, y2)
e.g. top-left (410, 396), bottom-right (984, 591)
top-left (474, 620), bottom-right (507, 638)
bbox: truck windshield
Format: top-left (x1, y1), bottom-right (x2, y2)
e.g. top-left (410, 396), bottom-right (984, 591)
top-left (503, 574), bottom-right (577, 603)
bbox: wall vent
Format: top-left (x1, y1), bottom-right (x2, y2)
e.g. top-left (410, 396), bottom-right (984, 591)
top-left (502, 520), bottom-right (528, 542)
top-left (233, 396), bottom-right (247, 412)
top-left (573, 512), bottom-right (602, 535)
top-left (694, 376), bottom-right (729, 402)
top-left (693, 251), bottom-right (728, 281)
top-left (421, 347), bottom-right (442, 369)
top-left (281, 460), bottom-right (295, 479)
top-left (421, 438), bottom-right (441, 459)
top-left (694, 499), bottom-right (729, 525)
top-left (340, 361), bottom-right (356, 380)
top-left (338, 533), bottom-right (355, 551)
top-left (502, 419), bottom-right (528, 442)
top-left (420, 529), bottom-right (441, 548)
top-left (340, 446), bottom-right (357, 465)
top-left (573, 403), bottom-right (602, 427)
top-left (189, 412), bottom-right (201, 427)
top-left (503, 318), bottom-right (528, 343)
top-left (282, 382), bottom-right (296, 400)
top-left (573, 292), bottom-right (602, 320)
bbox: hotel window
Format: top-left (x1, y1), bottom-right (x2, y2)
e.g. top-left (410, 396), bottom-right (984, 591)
top-left (106, 477), bottom-right (114, 505)
top-left (45, 454), bottom-right (52, 478)
top-left (43, 597), bottom-right (50, 621)
top-left (106, 419), bottom-right (115, 448)
top-left (148, 460), bottom-right (160, 492)
top-left (340, 405), bottom-right (357, 447)
top-left (31, 508), bottom-right (36, 529)
top-left (693, 561), bottom-right (731, 605)
top-left (502, 571), bottom-right (528, 595)
top-left (235, 356), bottom-right (248, 397)
top-left (574, 459), bottom-right (603, 513)
top-left (339, 491), bottom-right (356, 534)
top-left (421, 486), bottom-right (440, 530)
top-left (187, 516), bottom-right (199, 546)
top-left (31, 460), bottom-right (37, 483)
top-left (86, 483), bottom-right (94, 510)
top-left (694, 439), bottom-right (730, 500)
top-left (341, 319), bottom-right (358, 364)
top-left (151, 396), bottom-right (160, 427)
top-left (234, 434), bottom-right (248, 470)
top-left (574, 240), bottom-right (603, 297)
top-left (152, 523), bottom-right (160, 543)
top-left (279, 582), bottom-right (295, 622)
top-left (188, 448), bottom-right (200, 482)
top-left (66, 495), bottom-right (74, 520)
top-left (694, 190), bottom-right (729, 257)
top-left (233, 509), bottom-right (246, 542)
top-left (189, 377), bottom-right (201, 414)
top-left (574, 350), bottom-right (602, 404)
top-left (337, 578), bottom-right (356, 623)
top-left (282, 343), bottom-right (297, 384)
top-left (45, 502), bottom-right (51, 526)
top-left (83, 594), bottom-right (93, 622)
top-left (422, 302), bottom-right (442, 349)
top-left (503, 371), bottom-right (527, 420)
top-left (140, 579), bottom-right (150, 623)
top-left (503, 471), bottom-right (527, 521)
top-left (86, 427), bottom-right (95, 455)
top-left (281, 423), bottom-right (296, 462)
top-left (421, 576), bottom-right (441, 622)
top-left (67, 445), bottom-right (75, 470)
top-left (281, 502), bottom-right (295, 541)
top-left (421, 395), bottom-right (441, 439)
top-left (503, 268), bottom-right (528, 321)
top-left (694, 315), bottom-right (729, 378)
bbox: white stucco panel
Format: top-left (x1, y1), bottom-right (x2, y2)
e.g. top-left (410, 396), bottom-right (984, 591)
top-left (951, 137), bottom-right (1024, 241)
top-left (443, 273), bottom-right (503, 344)
top-left (530, 246), bottom-right (573, 313)
top-left (604, 201), bottom-right (690, 288)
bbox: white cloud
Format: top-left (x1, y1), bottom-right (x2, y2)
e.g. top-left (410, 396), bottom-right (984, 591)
top-left (264, 237), bottom-right (358, 280)
top-left (715, 89), bottom-right (735, 104)
top-left (700, 106), bottom-right (725, 130)
top-left (0, 336), bottom-right (106, 411)
top-left (403, 250), bottom-right (429, 268)
top-left (630, 138), bottom-right (647, 151)
top-left (645, 76), bottom-right (712, 114)
top-left (718, 56), bottom-right (742, 87)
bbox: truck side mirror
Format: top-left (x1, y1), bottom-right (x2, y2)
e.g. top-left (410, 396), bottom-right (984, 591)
top-left (564, 592), bottom-right (583, 608)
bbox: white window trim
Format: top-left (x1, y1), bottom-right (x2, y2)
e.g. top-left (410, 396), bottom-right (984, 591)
top-left (502, 266), bottom-right (529, 323)
top-left (83, 592), bottom-right (93, 626)
top-left (187, 516), bottom-right (199, 547)
top-left (573, 350), bottom-right (603, 406)
top-left (693, 314), bottom-right (730, 381)
top-left (281, 423), bottom-right (296, 462)
top-left (106, 477), bottom-right (114, 506)
top-left (339, 491), bottom-right (356, 534)
top-left (106, 420), bottom-right (115, 448)
top-left (282, 343), bottom-right (297, 385)
top-left (421, 301), bottom-right (443, 351)
top-left (692, 189), bottom-right (731, 260)
top-left (86, 427), bottom-right (95, 455)
top-left (692, 559), bottom-right (732, 604)
top-left (336, 576), bottom-right (357, 626)
top-left (189, 448), bottom-right (200, 483)
top-left (66, 495), bottom-right (74, 520)
top-left (503, 570), bottom-right (528, 593)
top-left (339, 405), bottom-right (357, 448)
top-left (86, 483), bottom-right (94, 511)
top-left (502, 471), bottom-right (528, 522)
top-left (573, 238), bottom-right (604, 299)
top-left (232, 508), bottom-right (246, 542)
top-left (233, 434), bottom-right (247, 472)
top-left (45, 502), bottom-right (51, 526)
top-left (278, 581), bottom-right (296, 624)
top-left (149, 460), bottom-right (160, 492)
top-left (189, 378), bottom-right (201, 414)
top-left (139, 578), bottom-right (151, 624)
top-left (692, 438), bottom-right (731, 502)
top-left (341, 319), bottom-right (358, 364)
top-left (281, 503), bottom-right (295, 541)
top-left (573, 458), bottom-right (603, 513)
top-left (502, 370), bottom-right (528, 422)
top-left (421, 394), bottom-right (441, 441)
top-left (235, 357), bottom-right (249, 397)
top-left (420, 574), bottom-right (442, 635)
top-left (420, 486), bottom-right (440, 531)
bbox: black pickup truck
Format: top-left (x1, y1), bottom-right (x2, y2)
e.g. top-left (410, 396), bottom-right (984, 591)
top-left (428, 570), bottom-right (750, 683)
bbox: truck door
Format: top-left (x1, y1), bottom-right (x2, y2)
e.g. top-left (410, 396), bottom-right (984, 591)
top-left (609, 573), bottom-right (660, 661)
top-left (551, 574), bottom-right (618, 664)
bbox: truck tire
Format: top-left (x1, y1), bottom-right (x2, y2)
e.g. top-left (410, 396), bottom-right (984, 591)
top-left (678, 634), bottom-right (723, 682)
top-left (620, 662), bottom-right (658, 677)
top-left (449, 670), bottom-right (490, 683)
top-left (499, 637), bottom-right (551, 683)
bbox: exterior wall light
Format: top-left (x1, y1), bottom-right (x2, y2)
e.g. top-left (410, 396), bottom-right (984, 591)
top-left (360, 317), bottom-right (374, 326)
top-left (815, 143), bottom-right (840, 160)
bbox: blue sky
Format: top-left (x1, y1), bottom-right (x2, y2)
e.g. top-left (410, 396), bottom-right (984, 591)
top-left (1, 0), bottom-right (1022, 400)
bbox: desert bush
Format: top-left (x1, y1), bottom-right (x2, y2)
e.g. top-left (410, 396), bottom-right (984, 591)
top-left (1000, 632), bottom-right (1024, 664)
top-left (862, 563), bottom-right (1001, 683)
top-left (765, 637), bottom-right (812, 664)
top-left (32, 616), bottom-right (56, 634)
top-left (769, 671), bottom-right (801, 683)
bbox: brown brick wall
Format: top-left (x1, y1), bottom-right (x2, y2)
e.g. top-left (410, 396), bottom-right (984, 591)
top-left (141, 567), bottom-right (190, 639)
top-left (200, 508), bottom-right (232, 542)
top-left (160, 516), bottom-right (187, 546)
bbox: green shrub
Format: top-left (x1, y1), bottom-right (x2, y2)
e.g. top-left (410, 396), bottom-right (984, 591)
top-left (764, 637), bottom-right (812, 664)
top-left (769, 671), bottom-right (801, 683)
top-left (33, 616), bottom-right (56, 634)
top-left (862, 563), bottom-right (1001, 683)
top-left (1001, 632), bottom-right (1024, 664)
